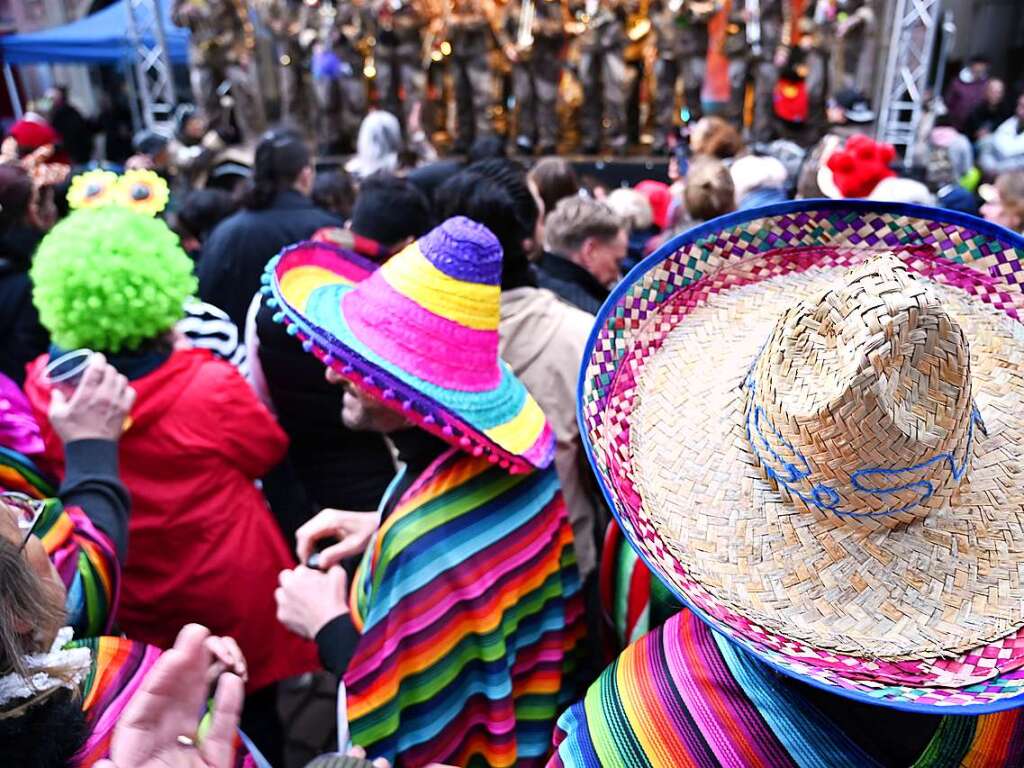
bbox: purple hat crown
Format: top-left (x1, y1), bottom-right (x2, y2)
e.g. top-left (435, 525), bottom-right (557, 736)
top-left (420, 216), bottom-right (503, 286)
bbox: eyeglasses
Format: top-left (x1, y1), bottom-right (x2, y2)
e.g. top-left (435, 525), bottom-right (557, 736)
top-left (0, 492), bottom-right (47, 552)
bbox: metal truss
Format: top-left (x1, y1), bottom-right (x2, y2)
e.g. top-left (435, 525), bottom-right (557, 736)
top-left (125, 0), bottom-right (176, 131)
top-left (875, 0), bottom-right (942, 157)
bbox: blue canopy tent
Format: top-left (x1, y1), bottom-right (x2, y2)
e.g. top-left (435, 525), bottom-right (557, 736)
top-left (0, 0), bottom-right (189, 65)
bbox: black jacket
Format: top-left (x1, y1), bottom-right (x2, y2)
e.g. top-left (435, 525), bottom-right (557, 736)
top-left (255, 296), bottom-right (396, 513)
top-left (533, 251), bottom-right (611, 315)
top-left (196, 190), bottom-right (341, 328)
top-left (0, 228), bottom-right (49, 385)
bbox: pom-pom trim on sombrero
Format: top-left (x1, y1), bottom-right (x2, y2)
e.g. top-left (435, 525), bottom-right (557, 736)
top-left (578, 198), bottom-right (1024, 714)
top-left (265, 228), bottom-right (555, 473)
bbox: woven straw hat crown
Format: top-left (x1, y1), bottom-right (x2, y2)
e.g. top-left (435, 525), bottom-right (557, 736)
top-left (746, 255), bottom-right (977, 530)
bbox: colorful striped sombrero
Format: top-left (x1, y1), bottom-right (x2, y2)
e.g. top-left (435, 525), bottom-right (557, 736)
top-left (580, 199), bottom-right (1024, 713)
top-left (264, 217), bottom-right (555, 472)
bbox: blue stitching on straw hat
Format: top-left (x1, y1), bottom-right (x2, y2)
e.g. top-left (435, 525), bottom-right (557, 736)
top-left (743, 373), bottom-right (983, 519)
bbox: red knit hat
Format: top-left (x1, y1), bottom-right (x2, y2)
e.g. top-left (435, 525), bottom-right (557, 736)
top-left (823, 134), bottom-right (897, 199)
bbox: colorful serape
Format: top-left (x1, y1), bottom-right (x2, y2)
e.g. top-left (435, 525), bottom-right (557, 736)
top-left (71, 636), bottom-right (162, 767)
top-left (550, 609), bottom-right (1024, 768)
top-left (346, 449), bottom-right (586, 767)
top-left (0, 443), bottom-right (56, 498)
top-left (36, 500), bottom-right (119, 638)
top-left (599, 522), bottom-right (679, 652)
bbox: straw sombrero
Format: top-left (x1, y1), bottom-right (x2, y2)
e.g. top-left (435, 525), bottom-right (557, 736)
top-left (580, 199), bottom-right (1024, 712)
top-left (264, 217), bottom-right (555, 473)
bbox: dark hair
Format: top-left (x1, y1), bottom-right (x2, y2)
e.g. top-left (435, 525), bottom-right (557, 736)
top-left (242, 128), bottom-right (311, 210)
top-left (176, 188), bottom-right (238, 244)
top-left (467, 135), bottom-right (507, 164)
top-left (350, 173), bottom-right (433, 247)
top-left (467, 159), bottom-right (539, 238)
top-left (132, 129), bottom-right (169, 157)
top-left (0, 165), bottom-right (34, 235)
top-left (436, 167), bottom-right (536, 290)
top-left (529, 157), bottom-right (580, 217)
top-left (312, 170), bottom-right (356, 220)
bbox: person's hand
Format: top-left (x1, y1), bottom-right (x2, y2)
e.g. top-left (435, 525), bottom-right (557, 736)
top-left (296, 508), bottom-right (381, 569)
top-left (275, 565), bottom-right (349, 639)
top-left (408, 101), bottom-right (423, 135)
top-left (204, 635), bottom-right (248, 685)
top-left (503, 44), bottom-right (519, 63)
top-left (49, 354), bottom-right (135, 444)
top-left (773, 46), bottom-right (788, 68)
top-left (94, 624), bottom-right (244, 768)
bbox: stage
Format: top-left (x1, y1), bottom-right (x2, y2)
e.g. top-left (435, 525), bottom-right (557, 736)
top-left (315, 154), bottom-right (672, 188)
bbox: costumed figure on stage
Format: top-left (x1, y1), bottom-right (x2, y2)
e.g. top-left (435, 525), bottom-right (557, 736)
top-left (498, 0), bottom-right (571, 155)
top-left (446, 0), bottom-right (500, 152)
top-left (370, 0), bottom-right (431, 134)
top-left (651, 0), bottom-right (719, 153)
top-left (313, 0), bottom-right (371, 153)
top-left (258, 0), bottom-right (322, 137)
top-left (574, 0), bottom-right (637, 154)
top-left (768, 0), bottom-right (828, 144)
top-left (826, 0), bottom-right (876, 97)
top-left (172, 0), bottom-right (265, 143)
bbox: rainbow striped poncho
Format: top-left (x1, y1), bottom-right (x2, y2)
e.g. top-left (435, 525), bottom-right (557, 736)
top-left (550, 608), bottom-right (1024, 768)
top-left (345, 449), bottom-right (586, 767)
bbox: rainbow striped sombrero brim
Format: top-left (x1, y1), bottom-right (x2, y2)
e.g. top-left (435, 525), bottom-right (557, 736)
top-left (264, 218), bottom-right (555, 473)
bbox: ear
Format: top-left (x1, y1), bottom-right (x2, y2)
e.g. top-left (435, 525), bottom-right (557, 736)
top-left (577, 236), bottom-right (596, 268)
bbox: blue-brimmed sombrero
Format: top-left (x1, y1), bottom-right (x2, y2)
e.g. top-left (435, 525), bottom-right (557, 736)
top-left (580, 199), bottom-right (1024, 713)
top-left (264, 217), bottom-right (555, 473)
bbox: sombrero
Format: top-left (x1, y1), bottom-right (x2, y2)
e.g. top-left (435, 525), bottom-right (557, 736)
top-left (579, 199), bottom-right (1024, 713)
top-left (264, 217), bottom-right (555, 473)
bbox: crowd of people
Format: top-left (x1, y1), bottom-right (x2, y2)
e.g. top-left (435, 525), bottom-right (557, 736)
top-left (3, 31), bottom-right (1024, 766)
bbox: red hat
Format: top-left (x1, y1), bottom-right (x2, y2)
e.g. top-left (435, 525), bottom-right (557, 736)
top-left (635, 180), bottom-right (672, 230)
top-left (822, 134), bottom-right (897, 199)
top-left (8, 118), bottom-right (60, 152)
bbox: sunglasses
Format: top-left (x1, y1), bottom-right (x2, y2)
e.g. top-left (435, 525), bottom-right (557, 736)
top-left (1, 492), bottom-right (47, 552)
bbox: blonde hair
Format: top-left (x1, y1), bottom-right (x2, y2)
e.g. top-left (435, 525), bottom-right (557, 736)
top-left (605, 188), bottom-right (654, 231)
top-left (996, 171), bottom-right (1024, 231)
top-left (545, 196), bottom-right (623, 257)
top-left (0, 523), bottom-right (72, 718)
top-left (684, 158), bottom-right (736, 222)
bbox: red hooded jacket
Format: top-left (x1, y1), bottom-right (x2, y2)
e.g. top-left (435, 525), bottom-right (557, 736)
top-left (26, 349), bottom-right (317, 692)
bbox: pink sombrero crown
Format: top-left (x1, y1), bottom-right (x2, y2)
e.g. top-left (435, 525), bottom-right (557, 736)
top-left (265, 217), bottom-right (555, 472)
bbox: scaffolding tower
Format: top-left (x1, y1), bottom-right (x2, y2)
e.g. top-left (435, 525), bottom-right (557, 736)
top-left (875, 0), bottom-right (943, 158)
top-left (125, 0), bottom-right (177, 132)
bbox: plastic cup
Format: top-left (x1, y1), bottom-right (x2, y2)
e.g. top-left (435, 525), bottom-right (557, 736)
top-left (42, 349), bottom-right (95, 397)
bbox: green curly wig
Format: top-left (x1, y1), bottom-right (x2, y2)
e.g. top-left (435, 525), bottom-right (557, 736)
top-left (31, 207), bottom-right (198, 353)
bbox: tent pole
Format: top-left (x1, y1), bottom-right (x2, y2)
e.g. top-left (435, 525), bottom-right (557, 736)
top-left (4, 64), bottom-right (22, 119)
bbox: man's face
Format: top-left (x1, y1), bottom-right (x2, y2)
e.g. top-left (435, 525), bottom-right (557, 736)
top-left (971, 61), bottom-right (990, 81)
top-left (987, 79), bottom-right (1005, 106)
top-left (580, 228), bottom-right (627, 287)
top-left (325, 367), bottom-right (411, 433)
top-left (184, 115), bottom-right (207, 141)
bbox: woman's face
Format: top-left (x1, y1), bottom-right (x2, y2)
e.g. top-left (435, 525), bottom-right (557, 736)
top-left (0, 500), bottom-right (66, 648)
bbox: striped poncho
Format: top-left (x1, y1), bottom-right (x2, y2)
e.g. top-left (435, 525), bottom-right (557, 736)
top-left (550, 608), bottom-right (1024, 768)
top-left (345, 449), bottom-right (586, 767)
